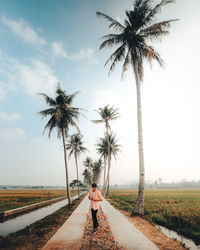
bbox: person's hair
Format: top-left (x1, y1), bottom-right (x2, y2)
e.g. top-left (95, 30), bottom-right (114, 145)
top-left (92, 183), bottom-right (97, 187)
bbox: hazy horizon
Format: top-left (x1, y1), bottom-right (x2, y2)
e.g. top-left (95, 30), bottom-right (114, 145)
top-left (0, 0), bottom-right (200, 186)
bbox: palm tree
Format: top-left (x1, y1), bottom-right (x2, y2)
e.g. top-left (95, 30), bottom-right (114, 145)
top-left (82, 168), bottom-right (92, 187)
top-left (92, 158), bottom-right (103, 186)
top-left (37, 83), bottom-right (84, 205)
top-left (66, 133), bottom-right (87, 198)
top-left (83, 156), bottom-right (93, 177)
top-left (96, 132), bottom-right (122, 196)
top-left (96, 0), bottom-right (178, 215)
top-left (91, 105), bottom-right (119, 194)
top-left (96, 137), bottom-right (108, 194)
top-left (83, 157), bottom-right (93, 186)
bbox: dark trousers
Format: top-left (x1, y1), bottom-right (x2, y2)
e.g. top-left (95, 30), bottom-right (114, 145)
top-left (91, 208), bottom-right (99, 229)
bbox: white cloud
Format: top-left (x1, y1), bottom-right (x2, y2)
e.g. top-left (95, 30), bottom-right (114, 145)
top-left (52, 41), bottom-right (68, 58)
top-left (0, 111), bottom-right (20, 121)
top-left (2, 16), bottom-right (46, 47)
top-left (71, 48), bottom-right (97, 64)
top-left (0, 52), bottom-right (59, 96)
top-left (17, 59), bottom-right (59, 96)
top-left (51, 42), bottom-right (97, 64)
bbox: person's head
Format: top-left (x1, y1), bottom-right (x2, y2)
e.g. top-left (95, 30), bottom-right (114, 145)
top-left (91, 183), bottom-right (97, 191)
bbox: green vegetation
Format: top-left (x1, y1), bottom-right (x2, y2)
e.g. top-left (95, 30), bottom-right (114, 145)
top-left (0, 189), bottom-right (78, 211)
top-left (109, 189), bottom-right (200, 245)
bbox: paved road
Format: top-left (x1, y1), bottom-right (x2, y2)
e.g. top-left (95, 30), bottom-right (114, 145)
top-left (42, 194), bottom-right (159, 250)
top-left (101, 198), bottom-right (159, 250)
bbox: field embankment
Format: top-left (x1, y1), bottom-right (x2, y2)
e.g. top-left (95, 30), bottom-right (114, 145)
top-left (108, 189), bottom-right (200, 245)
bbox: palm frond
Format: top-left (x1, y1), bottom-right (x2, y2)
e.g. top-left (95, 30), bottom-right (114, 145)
top-left (43, 116), bottom-right (57, 138)
top-left (37, 108), bottom-right (56, 119)
top-left (121, 49), bottom-right (131, 80)
top-left (143, 0), bottom-right (176, 26)
top-left (96, 11), bottom-right (125, 31)
top-left (100, 34), bottom-right (124, 50)
top-left (68, 149), bottom-right (73, 159)
top-left (105, 43), bottom-right (126, 75)
top-left (141, 19), bottom-right (179, 41)
top-left (144, 45), bottom-right (164, 67)
top-left (66, 90), bottom-right (81, 104)
top-left (37, 93), bottom-right (57, 106)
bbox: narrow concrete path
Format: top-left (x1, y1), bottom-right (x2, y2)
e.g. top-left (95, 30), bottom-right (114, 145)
top-left (101, 198), bottom-right (159, 250)
top-left (41, 195), bottom-right (89, 250)
top-left (42, 194), bottom-right (159, 250)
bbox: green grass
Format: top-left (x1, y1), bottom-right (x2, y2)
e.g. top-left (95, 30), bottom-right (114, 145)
top-left (109, 189), bottom-right (200, 245)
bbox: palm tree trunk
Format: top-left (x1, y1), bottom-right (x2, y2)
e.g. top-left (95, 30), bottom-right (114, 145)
top-left (105, 154), bottom-right (111, 195)
top-left (131, 61), bottom-right (145, 216)
top-left (105, 125), bottom-right (111, 197)
top-left (103, 155), bottom-right (107, 196)
top-left (74, 152), bottom-right (80, 198)
top-left (61, 128), bottom-right (71, 205)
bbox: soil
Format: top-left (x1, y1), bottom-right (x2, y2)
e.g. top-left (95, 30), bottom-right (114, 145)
top-left (107, 198), bottom-right (186, 250)
top-left (80, 206), bottom-right (125, 250)
top-left (0, 195), bottom-right (85, 250)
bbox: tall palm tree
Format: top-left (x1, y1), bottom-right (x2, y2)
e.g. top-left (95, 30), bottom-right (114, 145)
top-left (91, 105), bottom-right (119, 194)
top-left (37, 83), bottom-right (84, 205)
top-left (96, 132), bottom-right (122, 196)
top-left (96, 0), bottom-right (178, 215)
top-left (82, 168), bottom-right (92, 187)
top-left (66, 133), bottom-right (87, 198)
top-left (92, 158), bottom-right (103, 186)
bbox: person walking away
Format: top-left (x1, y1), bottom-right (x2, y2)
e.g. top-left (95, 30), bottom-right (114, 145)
top-left (88, 183), bottom-right (104, 234)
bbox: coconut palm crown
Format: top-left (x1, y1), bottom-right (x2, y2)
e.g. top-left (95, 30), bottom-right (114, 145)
top-left (92, 158), bottom-right (103, 184)
top-left (91, 105), bottom-right (119, 130)
top-left (38, 83), bottom-right (85, 138)
top-left (96, 132), bottom-right (122, 160)
top-left (96, 0), bottom-right (178, 81)
top-left (66, 133), bottom-right (87, 159)
top-left (83, 156), bottom-right (93, 170)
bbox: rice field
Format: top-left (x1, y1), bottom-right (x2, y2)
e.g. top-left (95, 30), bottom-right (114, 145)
top-left (109, 189), bottom-right (200, 245)
top-left (0, 189), bottom-right (78, 211)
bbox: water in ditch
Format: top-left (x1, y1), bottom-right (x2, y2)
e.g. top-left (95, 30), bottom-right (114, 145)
top-left (0, 192), bottom-right (85, 237)
top-left (155, 224), bottom-right (200, 250)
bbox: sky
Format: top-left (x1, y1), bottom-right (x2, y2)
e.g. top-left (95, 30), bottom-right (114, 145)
top-left (0, 0), bottom-right (200, 186)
